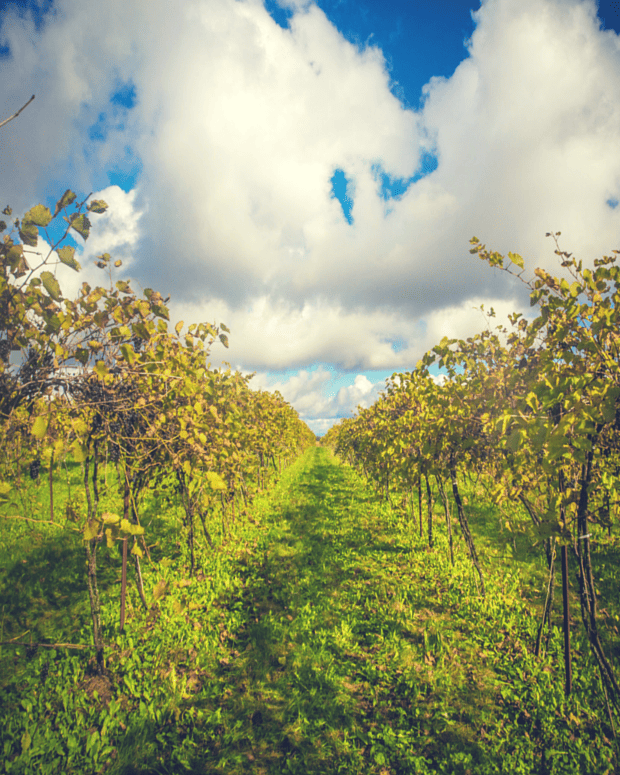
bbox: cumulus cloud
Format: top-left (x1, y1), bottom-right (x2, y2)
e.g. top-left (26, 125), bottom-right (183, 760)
top-left (249, 367), bottom-right (385, 435)
top-left (1, 0), bottom-right (619, 434)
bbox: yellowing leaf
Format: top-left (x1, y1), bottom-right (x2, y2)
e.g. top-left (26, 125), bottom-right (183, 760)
top-left (87, 199), bottom-right (108, 214)
top-left (83, 519), bottom-right (99, 541)
top-left (102, 512), bottom-right (120, 525)
top-left (507, 252), bottom-right (524, 270)
top-left (209, 406), bottom-right (219, 422)
top-left (206, 471), bottom-right (227, 491)
top-left (151, 579), bottom-right (169, 603)
top-left (131, 543), bottom-right (143, 557)
top-left (71, 439), bottom-right (87, 462)
top-left (94, 360), bottom-right (108, 378)
top-left (105, 527), bottom-right (115, 548)
top-left (175, 320), bottom-right (184, 336)
top-left (31, 415), bottom-right (49, 438)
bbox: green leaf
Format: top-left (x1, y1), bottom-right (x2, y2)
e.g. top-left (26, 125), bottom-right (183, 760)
top-left (506, 428), bottom-right (525, 453)
top-left (53, 189), bottom-right (76, 217)
top-left (31, 415), bottom-right (49, 439)
top-left (57, 245), bottom-right (80, 271)
top-left (87, 199), bottom-right (108, 214)
top-left (219, 333), bottom-right (229, 348)
top-left (21, 731), bottom-right (31, 753)
top-left (70, 213), bottom-right (91, 241)
top-left (40, 271), bottom-right (62, 301)
top-left (152, 304), bottom-right (169, 321)
top-left (120, 343), bottom-right (136, 365)
top-left (25, 204), bottom-right (52, 227)
top-left (18, 221), bottom-right (38, 247)
top-left (75, 348), bottom-right (89, 366)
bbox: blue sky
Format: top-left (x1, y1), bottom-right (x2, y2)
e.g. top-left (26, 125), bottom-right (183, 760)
top-left (1, 0), bottom-right (620, 434)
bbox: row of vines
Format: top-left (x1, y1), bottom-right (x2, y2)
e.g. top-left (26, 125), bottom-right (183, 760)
top-left (0, 190), bottom-right (315, 675)
top-left (323, 233), bottom-right (620, 726)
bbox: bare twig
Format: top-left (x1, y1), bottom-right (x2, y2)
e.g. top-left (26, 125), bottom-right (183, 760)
top-left (0, 95), bottom-right (35, 130)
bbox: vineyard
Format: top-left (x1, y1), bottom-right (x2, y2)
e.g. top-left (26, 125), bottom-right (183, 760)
top-left (0, 193), bottom-right (619, 773)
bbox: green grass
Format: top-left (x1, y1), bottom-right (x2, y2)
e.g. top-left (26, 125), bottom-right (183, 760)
top-left (0, 448), bottom-right (618, 774)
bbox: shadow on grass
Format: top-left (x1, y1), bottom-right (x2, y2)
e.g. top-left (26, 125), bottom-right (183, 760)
top-left (154, 449), bottom-right (503, 775)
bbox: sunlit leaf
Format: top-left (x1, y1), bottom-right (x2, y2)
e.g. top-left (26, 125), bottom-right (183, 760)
top-left (83, 519), bottom-right (99, 541)
top-left (25, 204), bottom-right (53, 228)
top-left (94, 360), bottom-right (108, 378)
top-left (206, 471), bottom-right (226, 491)
top-left (105, 527), bottom-right (115, 548)
top-left (57, 245), bottom-right (80, 271)
top-left (71, 439), bottom-right (87, 462)
top-left (31, 415), bottom-right (49, 438)
top-left (507, 252), bottom-right (524, 270)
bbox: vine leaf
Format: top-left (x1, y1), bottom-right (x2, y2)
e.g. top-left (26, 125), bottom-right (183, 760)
top-left (40, 271), bottom-right (62, 301)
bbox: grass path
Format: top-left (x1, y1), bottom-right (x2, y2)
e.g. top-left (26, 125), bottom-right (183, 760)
top-left (2, 447), bottom-right (616, 774)
top-left (197, 445), bottom-right (442, 774)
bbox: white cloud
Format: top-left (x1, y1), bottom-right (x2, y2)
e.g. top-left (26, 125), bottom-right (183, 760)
top-left (248, 366), bottom-right (385, 435)
top-left (1, 0), bottom-right (619, 433)
top-left (24, 186), bottom-right (144, 303)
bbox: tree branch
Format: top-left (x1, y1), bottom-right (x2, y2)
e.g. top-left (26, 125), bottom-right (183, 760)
top-left (0, 95), bottom-right (35, 130)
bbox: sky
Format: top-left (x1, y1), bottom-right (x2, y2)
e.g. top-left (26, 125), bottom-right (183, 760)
top-left (1, 0), bottom-right (619, 435)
